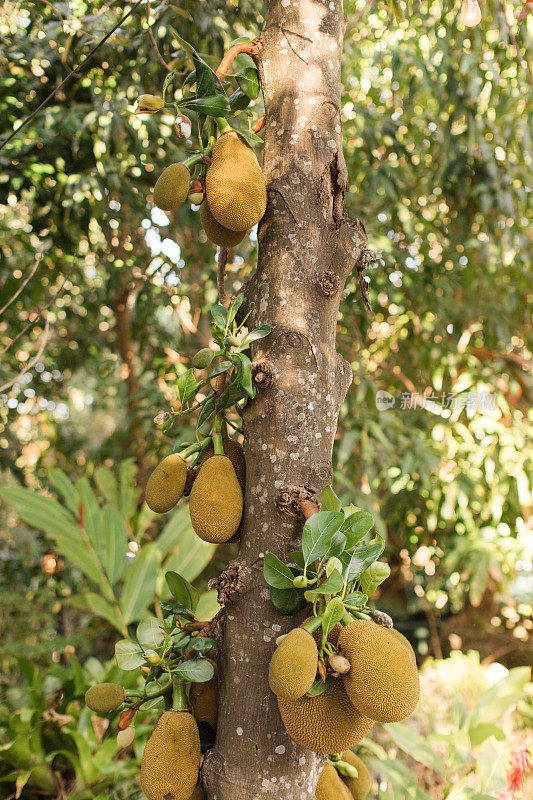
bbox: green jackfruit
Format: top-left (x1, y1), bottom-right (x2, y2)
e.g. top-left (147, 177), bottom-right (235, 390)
top-left (140, 711), bottom-right (200, 800)
top-left (269, 628), bottom-right (318, 701)
top-left (200, 438), bottom-right (246, 492)
top-left (190, 659), bottom-right (218, 729)
top-left (340, 751), bottom-right (371, 799)
top-left (154, 163), bottom-right (191, 211)
top-left (277, 677), bottom-right (374, 754)
top-left (189, 455), bottom-right (243, 543)
top-left (316, 763), bottom-right (353, 800)
top-left (205, 132), bottom-right (267, 231)
top-left (200, 200), bottom-right (247, 248)
top-left (192, 348), bottom-right (215, 369)
top-left (145, 454), bottom-right (188, 513)
top-left (85, 683), bottom-right (125, 713)
top-left (339, 620), bottom-right (420, 723)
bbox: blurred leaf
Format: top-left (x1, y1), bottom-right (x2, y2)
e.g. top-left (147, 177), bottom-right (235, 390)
top-left (120, 546), bottom-right (159, 624)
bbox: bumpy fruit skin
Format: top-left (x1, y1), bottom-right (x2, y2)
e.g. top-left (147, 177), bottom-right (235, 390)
top-left (340, 751), bottom-right (371, 799)
top-left (315, 763), bottom-right (353, 800)
top-left (269, 628), bottom-right (318, 700)
top-left (189, 455), bottom-right (243, 543)
top-left (85, 683), bottom-right (124, 713)
top-left (339, 620), bottom-right (420, 723)
top-left (145, 454), bottom-right (188, 514)
top-left (277, 677), bottom-right (374, 754)
top-left (200, 439), bottom-right (246, 493)
top-left (154, 163), bottom-right (191, 211)
top-left (205, 132), bottom-right (267, 231)
top-left (141, 711), bottom-right (200, 800)
top-left (200, 201), bottom-right (247, 248)
top-left (189, 787), bottom-right (207, 800)
top-left (190, 659), bottom-right (218, 729)
top-left (388, 627), bottom-right (417, 666)
top-left (192, 348), bottom-right (215, 369)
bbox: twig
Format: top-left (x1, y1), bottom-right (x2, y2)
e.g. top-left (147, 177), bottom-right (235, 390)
top-left (215, 38), bottom-right (262, 82)
top-left (0, 0), bottom-right (145, 151)
top-left (0, 319), bottom-right (50, 393)
top-left (0, 254), bottom-right (42, 318)
top-left (217, 248), bottom-right (229, 306)
top-left (145, 0), bottom-right (172, 71)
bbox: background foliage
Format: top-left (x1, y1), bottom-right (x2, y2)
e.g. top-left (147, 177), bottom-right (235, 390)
top-left (0, 0), bottom-right (531, 797)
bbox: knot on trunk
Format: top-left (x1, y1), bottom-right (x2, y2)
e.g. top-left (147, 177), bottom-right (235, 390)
top-left (317, 270), bottom-right (340, 296)
top-left (275, 485), bottom-right (318, 518)
top-left (252, 360), bottom-right (274, 387)
top-left (208, 563), bottom-right (242, 605)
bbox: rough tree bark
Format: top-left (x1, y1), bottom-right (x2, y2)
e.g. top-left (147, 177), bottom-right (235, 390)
top-left (203, 1), bottom-right (366, 798)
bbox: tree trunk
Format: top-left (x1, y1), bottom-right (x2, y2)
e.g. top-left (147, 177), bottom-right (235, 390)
top-left (203, 1), bottom-right (366, 797)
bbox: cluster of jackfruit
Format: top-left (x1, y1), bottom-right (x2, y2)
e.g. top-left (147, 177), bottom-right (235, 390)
top-left (315, 752), bottom-right (371, 800)
top-left (145, 438), bottom-right (245, 543)
top-left (269, 618), bottom-right (419, 755)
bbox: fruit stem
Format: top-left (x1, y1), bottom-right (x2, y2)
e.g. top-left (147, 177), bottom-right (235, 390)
top-left (301, 615), bottom-right (323, 634)
top-left (341, 610), bottom-right (355, 626)
top-left (172, 678), bottom-right (189, 711)
top-left (178, 441), bottom-right (204, 460)
top-left (214, 117), bottom-right (232, 135)
top-left (183, 152), bottom-right (205, 169)
top-left (215, 39), bottom-right (261, 82)
top-left (211, 415), bottom-right (225, 455)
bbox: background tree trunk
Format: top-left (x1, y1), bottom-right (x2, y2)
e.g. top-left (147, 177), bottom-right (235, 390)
top-left (203, 1), bottom-right (366, 797)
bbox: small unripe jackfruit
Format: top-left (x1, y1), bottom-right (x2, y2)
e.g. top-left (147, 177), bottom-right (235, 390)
top-left (339, 620), bottom-right (420, 723)
top-left (201, 439), bottom-right (246, 492)
top-left (154, 163), bottom-right (191, 211)
top-left (141, 711), bottom-right (200, 800)
top-left (200, 201), bottom-right (247, 248)
top-left (189, 455), bottom-right (243, 543)
top-left (269, 628), bottom-right (318, 700)
top-left (85, 683), bottom-right (125, 713)
top-left (315, 763), bottom-right (352, 800)
top-left (192, 348), bottom-right (215, 369)
top-left (277, 677), bottom-right (374, 754)
top-left (190, 659), bottom-right (218, 729)
top-left (340, 751), bottom-right (371, 799)
top-left (145, 454), bottom-right (187, 514)
top-left (205, 132), bottom-right (266, 231)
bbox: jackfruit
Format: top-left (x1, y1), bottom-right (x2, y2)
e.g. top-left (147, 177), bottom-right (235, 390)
top-left (200, 438), bottom-right (246, 492)
top-left (189, 455), bottom-right (243, 543)
top-left (339, 620), bottom-right (420, 723)
top-left (269, 628), bottom-right (318, 700)
top-left (192, 348), bottom-right (215, 369)
top-left (85, 683), bottom-right (125, 713)
top-left (339, 751), bottom-right (371, 799)
top-left (277, 677), bottom-right (374, 754)
top-left (140, 710), bottom-right (200, 800)
top-left (389, 627), bottom-right (417, 666)
top-left (315, 763), bottom-right (353, 800)
top-left (145, 454), bottom-right (187, 514)
top-left (154, 163), bottom-right (191, 211)
top-left (205, 132), bottom-right (267, 231)
top-left (200, 200), bottom-right (247, 248)
top-left (189, 788), bottom-right (207, 800)
top-left (190, 659), bottom-right (218, 729)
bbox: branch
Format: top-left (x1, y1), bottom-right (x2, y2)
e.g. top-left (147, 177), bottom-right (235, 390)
top-left (217, 247), bottom-right (229, 307)
top-left (0, 319), bottom-right (50, 393)
top-left (0, 253), bottom-right (42, 318)
top-left (215, 38), bottom-right (262, 82)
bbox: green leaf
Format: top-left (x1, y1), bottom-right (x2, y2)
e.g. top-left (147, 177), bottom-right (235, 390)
top-left (230, 352), bottom-right (255, 398)
top-left (207, 360), bottom-right (232, 379)
top-left (241, 324), bottom-right (271, 345)
top-left (269, 585), bottom-right (307, 615)
top-left (227, 293), bottom-right (244, 325)
top-left (211, 303), bottom-right (228, 328)
top-left (118, 459), bottom-right (139, 520)
top-left (341, 509), bottom-right (374, 548)
top-left (471, 666), bottom-right (532, 727)
top-left (384, 722), bottom-right (445, 774)
top-left (263, 553), bottom-right (295, 589)
top-left (189, 637), bottom-right (216, 654)
top-left (182, 95), bottom-right (231, 117)
top-left (229, 88), bottom-right (251, 112)
top-left (302, 511), bottom-right (345, 565)
top-left (193, 52), bottom-right (216, 98)
top-left (477, 736), bottom-right (506, 792)
top-left (468, 723), bottom-right (505, 747)
top-left (120, 546), bottom-right (159, 624)
top-left (321, 485), bottom-right (342, 512)
top-left (303, 569), bottom-right (344, 600)
top-left (288, 550), bottom-right (305, 568)
top-left (93, 466), bottom-right (119, 508)
top-left (359, 561), bottom-right (390, 596)
top-left (197, 395), bottom-right (216, 426)
top-left (343, 591), bottom-right (366, 608)
top-left (177, 369), bottom-right (197, 404)
top-left (306, 676), bottom-right (332, 696)
top-left (48, 468), bottom-right (80, 516)
top-left (74, 593), bottom-right (124, 633)
top-left (173, 658), bottom-right (214, 682)
top-left (344, 537), bottom-right (385, 582)
top-left (236, 67), bottom-right (260, 99)
top-left (322, 597), bottom-right (346, 640)
top-left (165, 570), bottom-right (200, 611)
top-left (136, 617), bottom-right (165, 649)
top-left (160, 601), bottom-right (195, 619)
top-left (115, 640), bottom-right (145, 670)
top-left (100, 505), bottom-right (128, 585)
top-left (195, 589), bottom-right (221, 621)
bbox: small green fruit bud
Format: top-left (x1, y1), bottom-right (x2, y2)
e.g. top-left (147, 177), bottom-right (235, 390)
top-left (325, 557), bottom-right (343, 577)
top-left (293, 575), bottom-right (309, 589)
top-left (117, 727), bottom-right (135, 748)
top-left (144, 650), bottom-right (162, 666)
top-left (134, 94), bottom-right (164, 114)
top-left (226, 335), bottom-right (241, 348)
top-left (192, 348), bottom-right (215, 369)
top-left (335, 761), bottom-right (359, 779)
